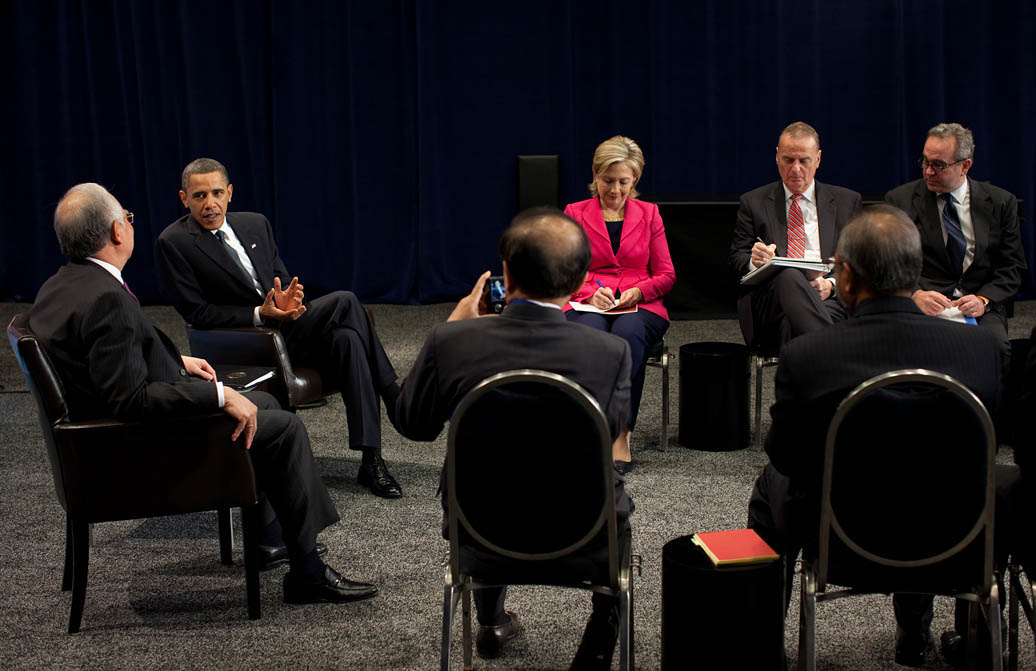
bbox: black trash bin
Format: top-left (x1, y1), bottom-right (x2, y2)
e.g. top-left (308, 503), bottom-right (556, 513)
top-left (661, 535), bottom-right (784, 670)
top-left (678, 341), bottom-right (749, 450)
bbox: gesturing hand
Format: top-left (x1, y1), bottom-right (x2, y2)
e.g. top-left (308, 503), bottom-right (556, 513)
top-left (223, 387), bottom-right (258, 450)
top-left (259, 276), bottom-right (307, 321)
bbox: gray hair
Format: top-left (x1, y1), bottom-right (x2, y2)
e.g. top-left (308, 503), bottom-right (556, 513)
top-left (779, 121), bottom-right (820, 150)
top-left (181, 157), bottom-right (230, 192)
top-left (927, 122), bottom-right (975, 161)
top-left (835, 205), bottom-right (922, 295)
top-left (53, 183), bottom-right (123, 259)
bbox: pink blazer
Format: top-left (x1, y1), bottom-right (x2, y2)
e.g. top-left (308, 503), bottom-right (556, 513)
top-left (563, 198), bottom-right (676, 321)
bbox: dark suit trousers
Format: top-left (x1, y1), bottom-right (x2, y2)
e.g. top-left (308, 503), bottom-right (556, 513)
top-left (281, 290), bottom-right (397, 451)
top-left (565, 309), bottom-right (668, 430)
top-left (751, 269), bottom-right (846, 345)
top-left (248, 395), bottom-right (340, 557)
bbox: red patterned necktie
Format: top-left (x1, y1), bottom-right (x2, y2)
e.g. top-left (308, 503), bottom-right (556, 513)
top-left (122, 280), bottom-right (139, 303)
top-left (787, 194), bottom-right (805, 258)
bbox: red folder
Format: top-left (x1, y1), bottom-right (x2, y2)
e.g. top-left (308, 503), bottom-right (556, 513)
top-left (691, 529), bottom-right (779, 566)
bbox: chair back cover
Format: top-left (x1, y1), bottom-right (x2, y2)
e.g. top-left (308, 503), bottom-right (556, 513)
top-left (446, 369), bottom-right (616, 571)
top-left (818, 369), bottom-right (995, 594)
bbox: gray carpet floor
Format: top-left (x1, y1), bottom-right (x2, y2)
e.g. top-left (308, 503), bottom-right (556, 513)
top-left (1, 300), bottom-right (1033, 670)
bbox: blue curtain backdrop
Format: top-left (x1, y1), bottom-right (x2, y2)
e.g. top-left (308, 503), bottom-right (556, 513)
top-left (3, 0), bottom-right (1034, 304)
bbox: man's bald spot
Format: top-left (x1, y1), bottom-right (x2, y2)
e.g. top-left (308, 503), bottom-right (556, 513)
top-left (519, 214), bottom-right (584, 264)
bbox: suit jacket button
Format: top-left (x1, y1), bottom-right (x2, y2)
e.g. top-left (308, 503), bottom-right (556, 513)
top-left (179, 368), bottom-right (187, 376)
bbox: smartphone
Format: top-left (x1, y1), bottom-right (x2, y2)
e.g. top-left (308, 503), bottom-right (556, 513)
top-left (482, 275), bottom-right (506, 314)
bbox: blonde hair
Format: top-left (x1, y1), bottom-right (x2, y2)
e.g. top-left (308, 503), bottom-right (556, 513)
top-left (588, 135), bottom-right (644, 199)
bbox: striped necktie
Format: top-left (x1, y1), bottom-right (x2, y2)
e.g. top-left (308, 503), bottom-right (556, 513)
top-left (942, 193), bottom-right (965, 278)
top-left (787, 194), bottom-right (805, 258)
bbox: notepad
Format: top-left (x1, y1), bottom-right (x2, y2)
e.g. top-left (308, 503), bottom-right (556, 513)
top-left (740, 257), bottom-right (831, 286)
top-left (691, 529), bottom-right (779, 566)
top-left (214, 365), bottom-right (276, 392)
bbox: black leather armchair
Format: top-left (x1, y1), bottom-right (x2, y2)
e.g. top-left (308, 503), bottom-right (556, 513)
top-left (8, 314), bottom-right (262, 633)
top-left (186, 325), bottom-right (326, 409)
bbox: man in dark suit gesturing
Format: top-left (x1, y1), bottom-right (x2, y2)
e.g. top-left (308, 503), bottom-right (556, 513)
top-left (747, 205), bottom-right (1005, 666)
top-left (885, 122), bottom-right (1026, 344)
top-left (155, 158), bottom-right (402, 499)
top-left (31, 183), bottom-right (377, 605)
top-left (391, 208), bottom-right (633, 671)
top-left (729, 121), bottom-right (862, 348)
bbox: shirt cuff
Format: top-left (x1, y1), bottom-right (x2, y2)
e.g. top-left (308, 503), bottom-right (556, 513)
top-left (252, 306), bottom-right (262, 326)
top-left (216, 381), bottom-right (225, 408)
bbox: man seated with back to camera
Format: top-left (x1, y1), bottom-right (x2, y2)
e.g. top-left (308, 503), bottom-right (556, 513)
top-left (746, 205), bottom-right (1005, 668)
top-left (388, 207), bottom-right (634, 671)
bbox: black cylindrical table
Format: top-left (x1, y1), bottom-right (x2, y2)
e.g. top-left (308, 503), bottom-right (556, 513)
top-left (661, 535), bottom-right (784, 670)
top-left (678, 341), bottom-right (749, 450)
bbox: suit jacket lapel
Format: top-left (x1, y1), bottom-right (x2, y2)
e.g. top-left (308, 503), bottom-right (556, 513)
top-left (967, 178), bottom-right (991, 262)
top-left (617, 200), bottom-right (645, 257)
top-left (191, 221), bottom-right (258, 293)
top-left (915, 183), bottom-right (952, 267)
top-left (814, 181), bottom-right (836, 259)
top-left (583, 202), bottom-right (617, 263)
top-left (771, 182), bottom-right (788, 256)
top-left (227, 217), bottom-right (274, 293)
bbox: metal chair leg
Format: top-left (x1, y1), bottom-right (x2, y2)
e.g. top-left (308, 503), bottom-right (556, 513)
top-left (661, 348), bottom-right (669, 453)
top-left (1009, 563), bottom-right (1020, 671)
top-left (462, 589), bottom-right (473, 671)
top-left (798, 565), bottom-right (816, 671)
top-left (754, 354), bottom-right (764, 450)
top-left (989, 583), bottom-right (1004, 671)
top-left (440, 579), bottom-right (459, 671)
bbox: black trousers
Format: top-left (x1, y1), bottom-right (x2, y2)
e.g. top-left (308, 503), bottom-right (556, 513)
top-left (282, 290), bottom-right (398, 451)
top-left (749, 463), bottom-right (1019, 640)
top-left (247, 391), bottom-right (340, 557)
top-left (745, 268), bottom-right (846, 347)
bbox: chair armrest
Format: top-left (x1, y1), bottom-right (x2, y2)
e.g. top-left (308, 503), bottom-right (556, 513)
top-left (186, 326), bottom-right (291, 368)
top-left (52, 412), bottom-right (258, 523)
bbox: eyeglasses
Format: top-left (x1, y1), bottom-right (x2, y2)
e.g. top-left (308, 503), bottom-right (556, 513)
top-left (918, 157), bottom-right (966, 172)
top-left (123, 210), bottom-right (134, 225)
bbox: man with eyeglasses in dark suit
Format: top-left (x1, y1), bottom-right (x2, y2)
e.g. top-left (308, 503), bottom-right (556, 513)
top-left (885, 122), bottom-right (1026, 346)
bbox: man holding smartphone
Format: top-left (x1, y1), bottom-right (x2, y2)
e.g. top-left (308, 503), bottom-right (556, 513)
top-left (388, 207), bottom-right (633, 671)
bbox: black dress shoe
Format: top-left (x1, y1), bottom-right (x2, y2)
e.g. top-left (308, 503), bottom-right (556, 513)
top-left (358, 455), bottom-right (403, 499)
top-left (894, 627), bottom-right (933, 667)
top-left (476, 611), bottom-right (519, 659)
top-left (614, 460), bottom-right (633, 475)
top-left (283, 565), bottom-right (378, 604)
top-left (570, 607), bottom-right (619, 671)
top-left (940, 627), bottom-right (1007, 670)
top-left (257, 542), bottom-right (327, 571)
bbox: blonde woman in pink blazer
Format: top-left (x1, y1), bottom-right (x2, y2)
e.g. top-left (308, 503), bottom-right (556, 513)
top-left (564, 136), bottom-right (676, 472)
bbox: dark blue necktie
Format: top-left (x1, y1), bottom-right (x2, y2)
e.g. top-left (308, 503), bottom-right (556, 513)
top-left (942, 194), bottom-right (965, 278)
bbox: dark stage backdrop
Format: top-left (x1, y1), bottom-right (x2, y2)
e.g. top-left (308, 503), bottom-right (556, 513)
top-left (4, 0), bottom-right (1034, 305)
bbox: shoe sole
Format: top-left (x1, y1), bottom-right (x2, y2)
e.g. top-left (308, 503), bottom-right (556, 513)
top-left (284, 589), bottom-right (379, 605)
top-left (357, 474), bottom-right (403, 499)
